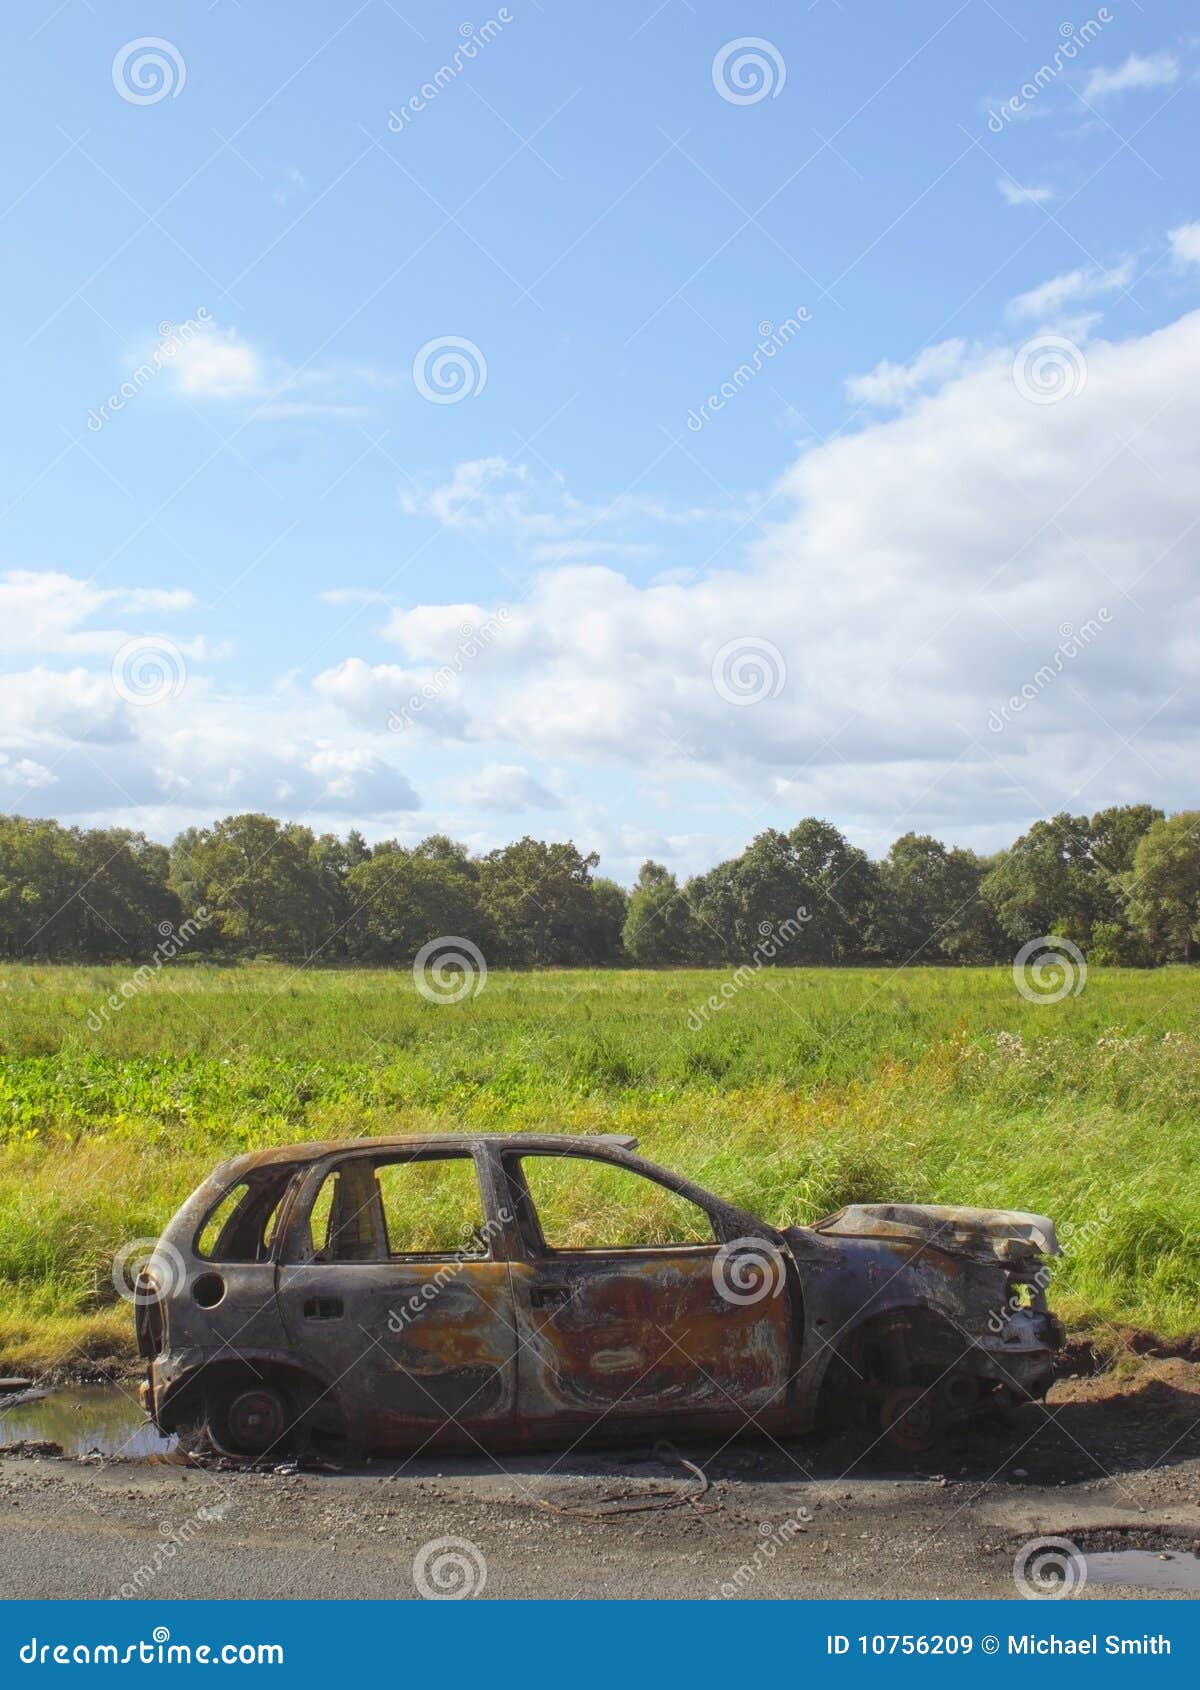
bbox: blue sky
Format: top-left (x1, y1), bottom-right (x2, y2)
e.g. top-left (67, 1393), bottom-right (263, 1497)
top-left (3, 0), bottom-right (1199, 881)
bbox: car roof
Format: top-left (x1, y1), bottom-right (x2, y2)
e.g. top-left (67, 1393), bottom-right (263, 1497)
top-left (216, 1133), bottom-right (639, 1179)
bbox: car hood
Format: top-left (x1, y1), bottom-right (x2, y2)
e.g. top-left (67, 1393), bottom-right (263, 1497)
top-left (807, 1202), bottom-right (1059, 1263)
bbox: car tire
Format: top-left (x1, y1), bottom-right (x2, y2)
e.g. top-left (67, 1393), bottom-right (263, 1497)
top-left (205, 1383), bottom-right (306, 1461)
top-left (879, 1384), bottom-right (938, 1454)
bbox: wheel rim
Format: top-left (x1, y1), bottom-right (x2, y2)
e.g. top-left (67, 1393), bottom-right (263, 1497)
top-left (881, 1384), bottom-right (937, 1453)
top-left (220, 1387), bottom-right (288, 1457)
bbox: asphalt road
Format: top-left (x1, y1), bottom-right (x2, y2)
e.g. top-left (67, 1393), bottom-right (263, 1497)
top-left (3, 1426), bottom-right (1199, 1602)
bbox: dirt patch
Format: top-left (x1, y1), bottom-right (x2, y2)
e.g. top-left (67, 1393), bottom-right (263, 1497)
top-left (1047, 1525), bottom-right (1200, 1555)
top-left (1059, 1329), bottom-right (1200, 1376)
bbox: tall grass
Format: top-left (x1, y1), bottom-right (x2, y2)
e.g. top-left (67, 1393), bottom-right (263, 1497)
top-left (1, 962), bottom-right (1197, 1368)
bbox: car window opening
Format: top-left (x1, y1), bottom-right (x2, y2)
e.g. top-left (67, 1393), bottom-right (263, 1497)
top-left (304, 1154), bottom-right (490, 1263)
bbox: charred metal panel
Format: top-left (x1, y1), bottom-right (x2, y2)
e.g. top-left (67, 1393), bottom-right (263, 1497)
top-left (275, 1260), bottom-right (518, 1444)
top-left (144, 1131), bottom-right (1063, 1456)
top-left (509, 1251), bottom-right (794, 1425)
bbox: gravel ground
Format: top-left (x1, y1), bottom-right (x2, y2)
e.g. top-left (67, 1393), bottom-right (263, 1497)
top-left (3, 1359), bottom-right (1200, 1601)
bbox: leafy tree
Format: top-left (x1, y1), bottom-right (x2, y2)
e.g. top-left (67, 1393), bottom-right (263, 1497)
top-left (686, 821), bottom-right (878, 965)
top-left (343, 828), bottom-right (372, 869)
top-left (786, 818), bottom-right (879, 962)
top-left (686, 831), bottom-right (799, 963)
top-left (174, 814), bottom-right (328, 960)
top-left (168, 826), bottom-right (207, 919)
top-left (476, 838), bottom-right (601, 965)
top-left (346, 836), bottom-right (485, 963)
top-left (582, 877), bottom-right (628, 964)
top-left (874, 834), bottom-right (998, 963)
top-left (0, 817), bottom-right (182, 960)
top-left (1089, 804), bottom-right (1163, 878)
top-left (622, 861), bottom-right (701, 964)
top-left (982, 807), bottom-right (1161, 960)
top-left (0, 817), bottom-right (81, 959)
top-left (71, 828), bottom-right (183, 960)
top-left (0, 802), bottom-right (1187, 970)
top-left (1127, 813), bottom-right (1200, 962)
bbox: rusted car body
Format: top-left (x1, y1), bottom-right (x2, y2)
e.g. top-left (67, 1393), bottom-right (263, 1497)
top-left (136, 1134), bottom-right (1064, 1459)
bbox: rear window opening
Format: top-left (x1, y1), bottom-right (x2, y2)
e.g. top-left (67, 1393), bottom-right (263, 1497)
top-left (195, 1174), bottom-right (291, 1262)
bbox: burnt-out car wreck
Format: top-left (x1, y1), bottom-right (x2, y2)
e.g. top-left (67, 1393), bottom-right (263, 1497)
top-left (136, 1134), bottom-right (1064, 1460)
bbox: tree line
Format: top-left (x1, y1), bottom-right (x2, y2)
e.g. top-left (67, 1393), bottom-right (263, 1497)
top-left (1, 803), bottom-right (1198, 968)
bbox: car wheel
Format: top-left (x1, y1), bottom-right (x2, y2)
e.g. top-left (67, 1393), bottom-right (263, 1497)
top-left (879, 1384), bottom-right (938, 1453)
top-left (206, 1384), bottom-right (301, 1460)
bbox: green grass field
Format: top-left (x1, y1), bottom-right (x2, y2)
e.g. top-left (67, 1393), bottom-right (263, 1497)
top-left (1, 962), bottom-right (1198, 1371)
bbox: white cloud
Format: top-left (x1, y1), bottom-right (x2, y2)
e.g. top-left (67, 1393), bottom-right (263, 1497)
top-left (0, 752), bottom-right (54, 791)
top-left (399, 455), bottom-right (530, 529)
top-left (0, 667), bottom-right (420, 822)
top-left (170, 325), bottom-right (264, 399)
top-left (13, 304), bottom-right (1200, 864)
top-left (1008, 259), bottom-right (1133, 320)
top-left (0, 578), bottom-right (421, 825)
top-left (313, 654), bottom-right (473, 739)
top-left (1169, 222), bottom-right (1200, 267)
top-left (997, 178), bottom-right (1055, 207)
top-left (449, 763), bottom-right (563, 812)
top-left (1084, 51), bottom-right (1180, 101)
top-left (318, 307), bottom-right (1200, 849)
top-left (121, 587), bottom-right (196, 613)
top-left (162, 322), bottom-right (387, 419)
top-left (0, 572), bottom-right (194, 659)
top-left (397, 456), bottom-right (745, 548)
top-left (0, 666), bottom-right (134, 746)
top-left (845, 339), bottom-right (967, 408)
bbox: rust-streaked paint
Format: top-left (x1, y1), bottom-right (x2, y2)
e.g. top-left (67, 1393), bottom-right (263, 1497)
top-left (141, 1133), bottom-right (1062, 1457)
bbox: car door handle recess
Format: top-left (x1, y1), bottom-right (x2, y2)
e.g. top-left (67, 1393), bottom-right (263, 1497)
top-left (303, 1297), bottom-right (343, 1320)
top-left (531, 1284), bottom-right (571, 1309)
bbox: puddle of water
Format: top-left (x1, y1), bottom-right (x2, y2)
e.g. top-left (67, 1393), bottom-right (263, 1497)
top-left (1085, 1549), bottom-right (1200, 1593)
top-left (0, 1383), bottom-right (175, 1460)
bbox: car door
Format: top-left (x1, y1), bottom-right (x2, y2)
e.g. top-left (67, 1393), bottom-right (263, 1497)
top-left (502, 1149), bottom-right (797, 1437)
top-left (275, 1148), bottom-right (518, 1449)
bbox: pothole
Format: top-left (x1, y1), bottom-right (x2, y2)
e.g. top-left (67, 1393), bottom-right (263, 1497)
top-left (1085, 1549), bottom-right (1200, 1593)
top-left (0, 1383), bottom-right (174, 1460)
